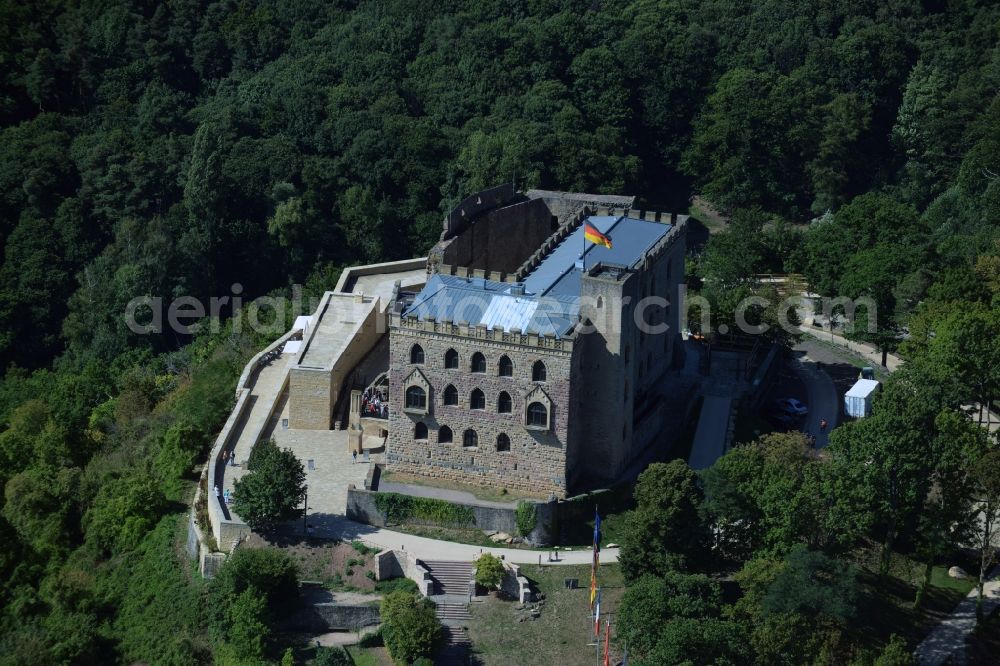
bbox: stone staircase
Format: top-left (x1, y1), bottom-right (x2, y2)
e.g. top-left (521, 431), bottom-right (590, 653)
top-left (422, 560), bottom-right (474, 665)
top-left (422, 559), bottom-right (473, 597)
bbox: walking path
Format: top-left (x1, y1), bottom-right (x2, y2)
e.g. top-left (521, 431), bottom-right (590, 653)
top-left (914, 567), bottom-right (1000, 665)
top-left (378, 481), bottom-right (519, 510)
top-left (307, 515), bottom-right (618, 566)
top-left (217, 351), bottom-right (293, 520)
top-left (796, 324), bottom-right (903, 371)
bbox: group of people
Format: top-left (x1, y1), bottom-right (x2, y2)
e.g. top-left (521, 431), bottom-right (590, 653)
top-left (213, 484), bottom-right (233, 505)
top-left (360, 386), bottom-right (388, 419)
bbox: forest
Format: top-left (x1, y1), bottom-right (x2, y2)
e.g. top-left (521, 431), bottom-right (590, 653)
top-left (0, 0), bottom-right (998, 664)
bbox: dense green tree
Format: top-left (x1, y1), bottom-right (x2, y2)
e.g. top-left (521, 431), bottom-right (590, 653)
top-left (615, 572), bottom-right (724, 661)
top-left (231, 439), bottom-right (306, 531)
top-left (83, 472), bottom-right (167, 557)
top-left (971, 450), bottom-right (1000, 620)
top-left (702, 432), bottom-right (849, 560)
top-left (618, 460), bottom-right (707, 581)
top-left (380, 590), bottom-right (442, 664)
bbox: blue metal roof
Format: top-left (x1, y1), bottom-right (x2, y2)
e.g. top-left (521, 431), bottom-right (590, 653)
top-left (523, 216), bottom-right (671, 297)
top-left (401, 274), bottom-right (580, 338)
top-left (402, 216), bottom-right (670, 337)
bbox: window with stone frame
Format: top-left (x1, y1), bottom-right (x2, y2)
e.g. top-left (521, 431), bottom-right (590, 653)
top-left (532, 360), bottom-right (546, 382)
top-left (527, 401), bottom-right (548, 428)
top-left (471, 352), bottom-right (486, 373)
top-left (497, 391), bottom-right (512, 413)
top-left (443, 384), bottom-right (458, 406)
top-left (414, 422), bottom-right (428, 440)
top-left (438, 425), bottom-right (453, 443)
top-left (410, 344), bottom-right (425, 364)
top-left (498, 355), bottom-right (513, 376)
top-left (463, 429), bottom-right (478, 448)
top-left (445, 348), bottom-right (459, 369)
top-left (470, 388), bottom-right (485, 410)
top-left (496, 433), bottom-right (511, 452)
top-left (405, 386), bottom-right (426, 411)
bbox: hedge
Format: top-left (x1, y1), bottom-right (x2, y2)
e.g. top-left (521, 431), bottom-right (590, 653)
top-left (373, 492), bottom-right (476, 527)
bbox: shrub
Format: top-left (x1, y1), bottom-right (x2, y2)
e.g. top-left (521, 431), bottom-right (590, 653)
top-left (351, 540), bottom-right (380, 556)
top-left (380, 591), bottom-right (442, 663)
top-left (309, 646), bottom-right (351, 666)
top-left (375, 577), bottom-right (419, 595)
top-left (211, 547), bottom-right (300, 615)
top-left (515, 501), bottom-right (537, 538)
top-left (358, 627), bottom-right (383, 647)
top-left (373, 492), bottom-right (475, 527)
top-left (474, 553), bottom-right (505, 590)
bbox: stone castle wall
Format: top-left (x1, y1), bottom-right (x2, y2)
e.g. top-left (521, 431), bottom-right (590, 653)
top-left (435, 197), bottom-right (554, 275)
top-left (288, 367), bottom-right (331, 430)
top-left (386, 325), bottom-right (576, 497)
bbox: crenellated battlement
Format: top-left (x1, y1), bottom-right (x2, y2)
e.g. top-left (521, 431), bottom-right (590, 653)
top-left (391, 311), bottom-right (577, 351)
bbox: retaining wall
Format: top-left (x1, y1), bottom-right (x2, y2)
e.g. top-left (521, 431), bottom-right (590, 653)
top-left (277, 603), bottom-right (381, 633)
top-left (346, 485), bottom-right (558, 546)
top-left (374, 549), bottom-right (433, 596)
top-left (498, 558), bottom-right (534, 603)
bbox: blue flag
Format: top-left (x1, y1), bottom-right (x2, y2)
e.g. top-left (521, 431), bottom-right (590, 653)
top-left (593, 509), bottom-right (602, 549)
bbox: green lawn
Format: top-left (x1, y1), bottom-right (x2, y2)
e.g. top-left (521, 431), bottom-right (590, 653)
top-left (380, 470), bottom-right (544, 503)
top-left (465, 563), bottom-right (624, 666)
top-left (346, 645), bottom-right (393, 666)
top-left (929, 565), bottom-right (976, 595)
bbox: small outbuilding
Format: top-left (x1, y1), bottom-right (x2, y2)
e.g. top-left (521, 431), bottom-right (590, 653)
top-left (844, 378), bottom-right (880, 418)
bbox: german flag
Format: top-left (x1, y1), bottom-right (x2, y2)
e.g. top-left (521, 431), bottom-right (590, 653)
top-left (584, 221), bottom-right (613, 249)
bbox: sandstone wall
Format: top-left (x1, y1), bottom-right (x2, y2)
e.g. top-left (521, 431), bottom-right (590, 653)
top-left (288, 367), bottom-right (331, 429)
top-left (386, 324), bottom-right (575, 497)
top-left (438, 198), bottom-right (555, 275)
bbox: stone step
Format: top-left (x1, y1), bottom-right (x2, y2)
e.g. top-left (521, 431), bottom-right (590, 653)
top-left (436, 604), bottom-right (471, 620)
top-left (421, 560), bottom-right (473, 596)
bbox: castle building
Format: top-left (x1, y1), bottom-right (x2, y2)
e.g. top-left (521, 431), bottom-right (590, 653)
top-left (384, 186), bottom-right (688, 497)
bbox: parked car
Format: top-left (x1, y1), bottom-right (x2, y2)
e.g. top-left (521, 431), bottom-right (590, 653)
top-left (774, 398), bottom-right (809, 416)
top-left (764, 409), bottom-right (799, 429)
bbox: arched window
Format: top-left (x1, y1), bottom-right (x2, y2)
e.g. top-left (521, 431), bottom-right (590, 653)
top-left (443, 384), bottom-right (458, 406)
top-left (498, 355), bottom-right (513, 377)
top-left (496, 433), bottom-right (510, 452)
top-left (410, 344), bottom-right (424, 364)
top-left (463, 429), bottom-right (478, 448)
top-left (438, 426), bottom-right (453, 444)
top-left (470, 388), bottom-right (485, 410)
top-left (414, 422), bottom-right (428, 440)
top-left (532, 360), bottom-right (547, 382)
top-left (444, 348), bottom-right (459, 369)
top-left (596, 296), bottom-right (603, 309)
top-left (405, 386), bottom-right (426, 410)
top-left (527, 402), bottom-right (548, 428)
top-left (497, 391), bottom-right (512, 414)
top-left (471, 352), bottom-right (486, 373)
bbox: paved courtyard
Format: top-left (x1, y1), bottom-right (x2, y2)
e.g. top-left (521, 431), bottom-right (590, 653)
top-left (271, 424), bottom-right (370, 525)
